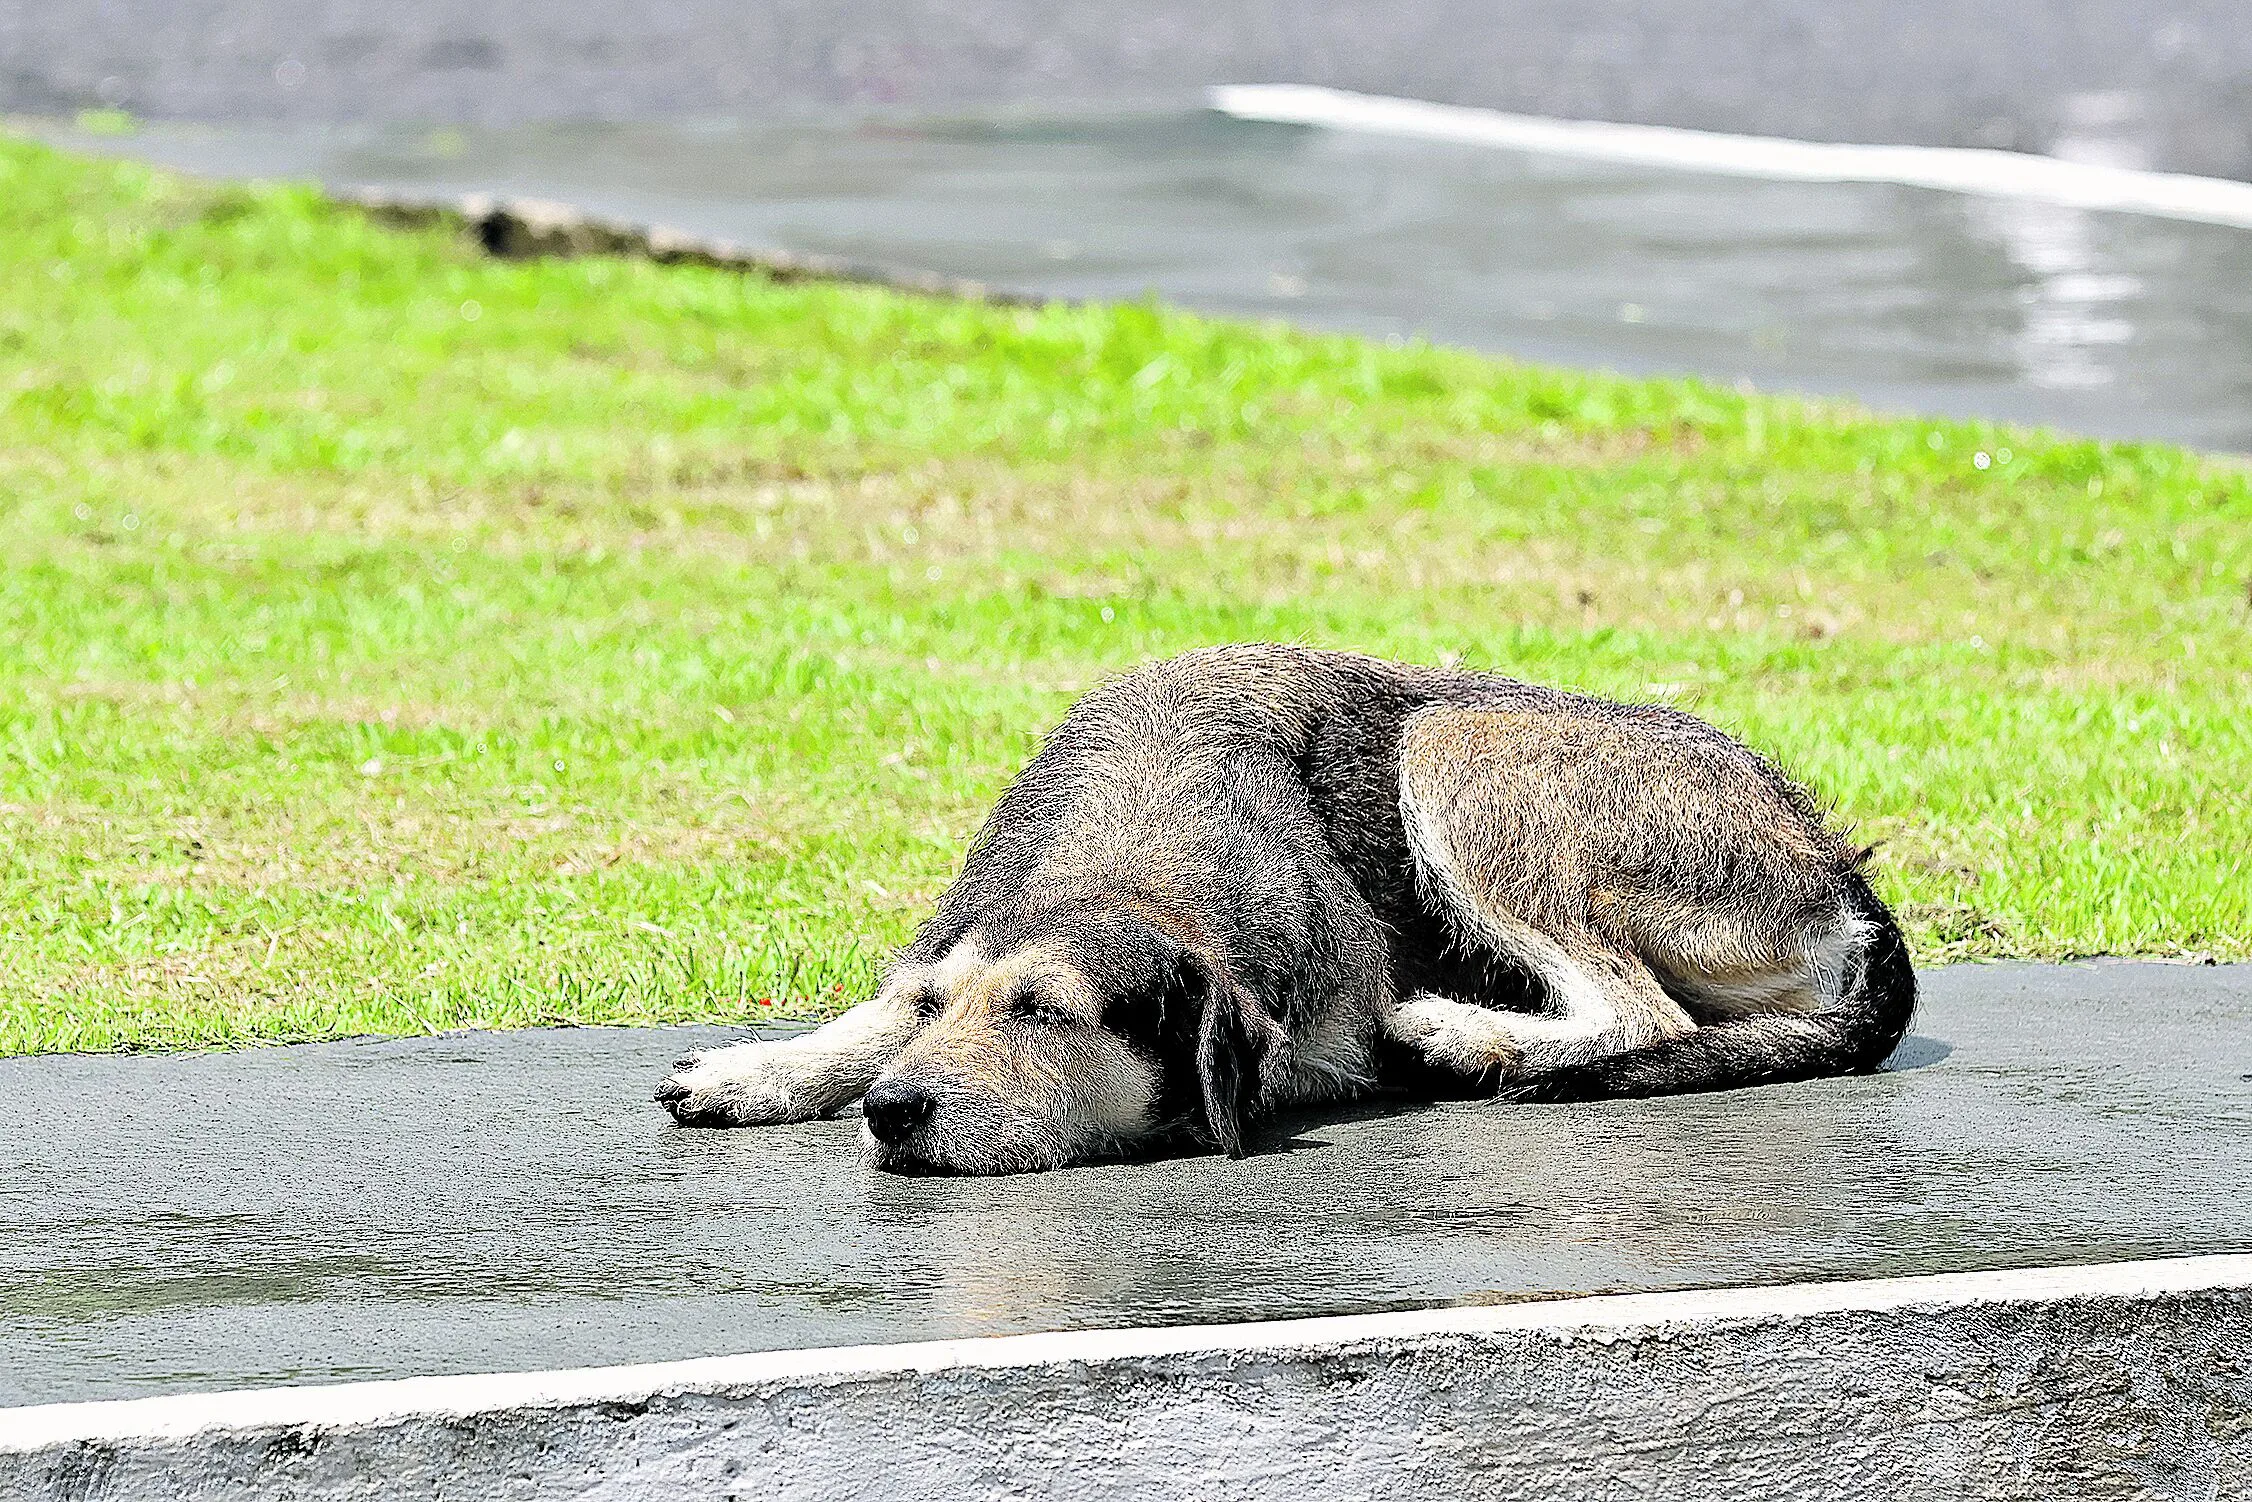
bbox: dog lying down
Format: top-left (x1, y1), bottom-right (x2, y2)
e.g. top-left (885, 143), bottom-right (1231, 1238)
top-left (658, 645), bottom-right (1915, 1175)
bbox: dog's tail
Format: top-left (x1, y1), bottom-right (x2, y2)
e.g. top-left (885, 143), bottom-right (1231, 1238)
top-left (1505, 869), bottom-right (1917, 1103)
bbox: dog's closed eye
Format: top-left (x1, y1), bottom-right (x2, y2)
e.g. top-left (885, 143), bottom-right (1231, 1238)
top-left (906, 986), bottom-right (944, 1020)
top-left (1008, 986), bottom-right (1071, 1027)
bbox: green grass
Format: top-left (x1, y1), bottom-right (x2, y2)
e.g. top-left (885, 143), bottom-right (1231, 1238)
top-left (2, 134), bottom-right (2247, 1056)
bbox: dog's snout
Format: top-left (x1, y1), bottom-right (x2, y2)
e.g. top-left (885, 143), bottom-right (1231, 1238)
top-left (862, 1080), bottom-right (936, 1144)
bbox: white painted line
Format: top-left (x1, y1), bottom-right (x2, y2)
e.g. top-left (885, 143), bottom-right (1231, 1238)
top-left (3, 1252), bottom-right (2247, 1450)
top-left (1210, 84), bottom-right (2252, 231)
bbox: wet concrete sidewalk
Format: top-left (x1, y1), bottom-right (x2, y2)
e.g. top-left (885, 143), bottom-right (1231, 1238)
top-left (3, 961), bottom-right (2246, 1408)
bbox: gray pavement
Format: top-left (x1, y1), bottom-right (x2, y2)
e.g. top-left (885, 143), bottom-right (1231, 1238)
top-left (5, 1), bottom-right (2251, 181)
top-left (3, 961), bottom-right (2246, 1408)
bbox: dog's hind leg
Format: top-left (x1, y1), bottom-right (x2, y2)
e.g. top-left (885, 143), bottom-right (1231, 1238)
top-left (1381, 916), bottom-right (1694, 1083)
top-left (1387, 703), bottom-right (1915, 1100)
top-left (1385, 709), bottom-right (1694, 1084)
top-left (1503, 868), bottom-right (1916, 1101)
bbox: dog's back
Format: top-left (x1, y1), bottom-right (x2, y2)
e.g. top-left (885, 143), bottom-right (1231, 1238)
top-left (916, 643), bottom-right (1914, 1104)
top-left (919, 646), bottom-right (1402, 1026)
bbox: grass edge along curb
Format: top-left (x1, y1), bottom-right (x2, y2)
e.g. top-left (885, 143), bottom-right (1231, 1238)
top-left (344, 187), bottom-right (1034, 305)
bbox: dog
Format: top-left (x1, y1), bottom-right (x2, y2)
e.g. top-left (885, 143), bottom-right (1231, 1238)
top-left (657, 645), bottom-right (1915, 1174)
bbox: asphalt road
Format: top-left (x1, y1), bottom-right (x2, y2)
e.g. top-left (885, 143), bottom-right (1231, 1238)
top-left (6, 1), bottom-right (2252, 182)
top-left (4, 962), bottom-right (2246, 1406)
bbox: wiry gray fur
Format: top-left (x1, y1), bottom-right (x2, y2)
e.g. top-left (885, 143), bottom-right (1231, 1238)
top-left (658, 645), bottom-right (1915, 1174)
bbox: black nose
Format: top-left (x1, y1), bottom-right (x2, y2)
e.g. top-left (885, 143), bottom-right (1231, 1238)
top-left (862, 1080), bottom-right (936, 1144)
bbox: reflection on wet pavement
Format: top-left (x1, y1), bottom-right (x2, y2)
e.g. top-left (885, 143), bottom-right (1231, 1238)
top-left (27, 109), bottom-right (2252, 450)
top-left (2, 962), bottom-right (2246, 1404)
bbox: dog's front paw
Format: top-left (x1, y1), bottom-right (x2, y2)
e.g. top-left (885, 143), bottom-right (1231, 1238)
top-left (655, 1043), bottom-right (815, 1128)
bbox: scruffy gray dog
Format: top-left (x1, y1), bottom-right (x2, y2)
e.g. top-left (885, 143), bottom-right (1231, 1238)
top-left (658, 645), bottom-right (1914, 1174)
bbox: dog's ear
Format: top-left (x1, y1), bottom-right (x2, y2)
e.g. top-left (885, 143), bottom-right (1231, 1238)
top-left (1181, 952), bottom-right (1282, 1160)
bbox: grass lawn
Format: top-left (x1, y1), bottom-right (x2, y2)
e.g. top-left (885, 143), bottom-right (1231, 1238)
top-left (2, 134), bottom-right (2247, 1057)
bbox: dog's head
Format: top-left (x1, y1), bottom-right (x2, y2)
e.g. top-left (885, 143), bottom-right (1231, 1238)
top-left (857, 907), bottom-right (1285, 1175)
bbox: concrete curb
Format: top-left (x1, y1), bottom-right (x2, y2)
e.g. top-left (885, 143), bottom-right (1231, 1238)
top-left (4, 1254), bottom-right (2247, 1499)
top-left (344, 188), bottom-right (1036, 304)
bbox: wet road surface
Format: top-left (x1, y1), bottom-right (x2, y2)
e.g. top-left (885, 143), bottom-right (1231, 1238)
top-left (4, 961), bottom-right (2246, 1406)
top-left (9, 0), bottom-right (2252, 184)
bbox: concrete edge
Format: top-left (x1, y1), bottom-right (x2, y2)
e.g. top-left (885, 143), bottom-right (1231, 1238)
top-left (6, 1251), bottom-right (2247, 1450)
top-left (342, 187), bottom-right (1040, 305)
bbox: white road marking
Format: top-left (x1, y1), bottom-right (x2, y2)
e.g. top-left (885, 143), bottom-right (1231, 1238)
top-left (1209, 84), bottom-right (2252, 231)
